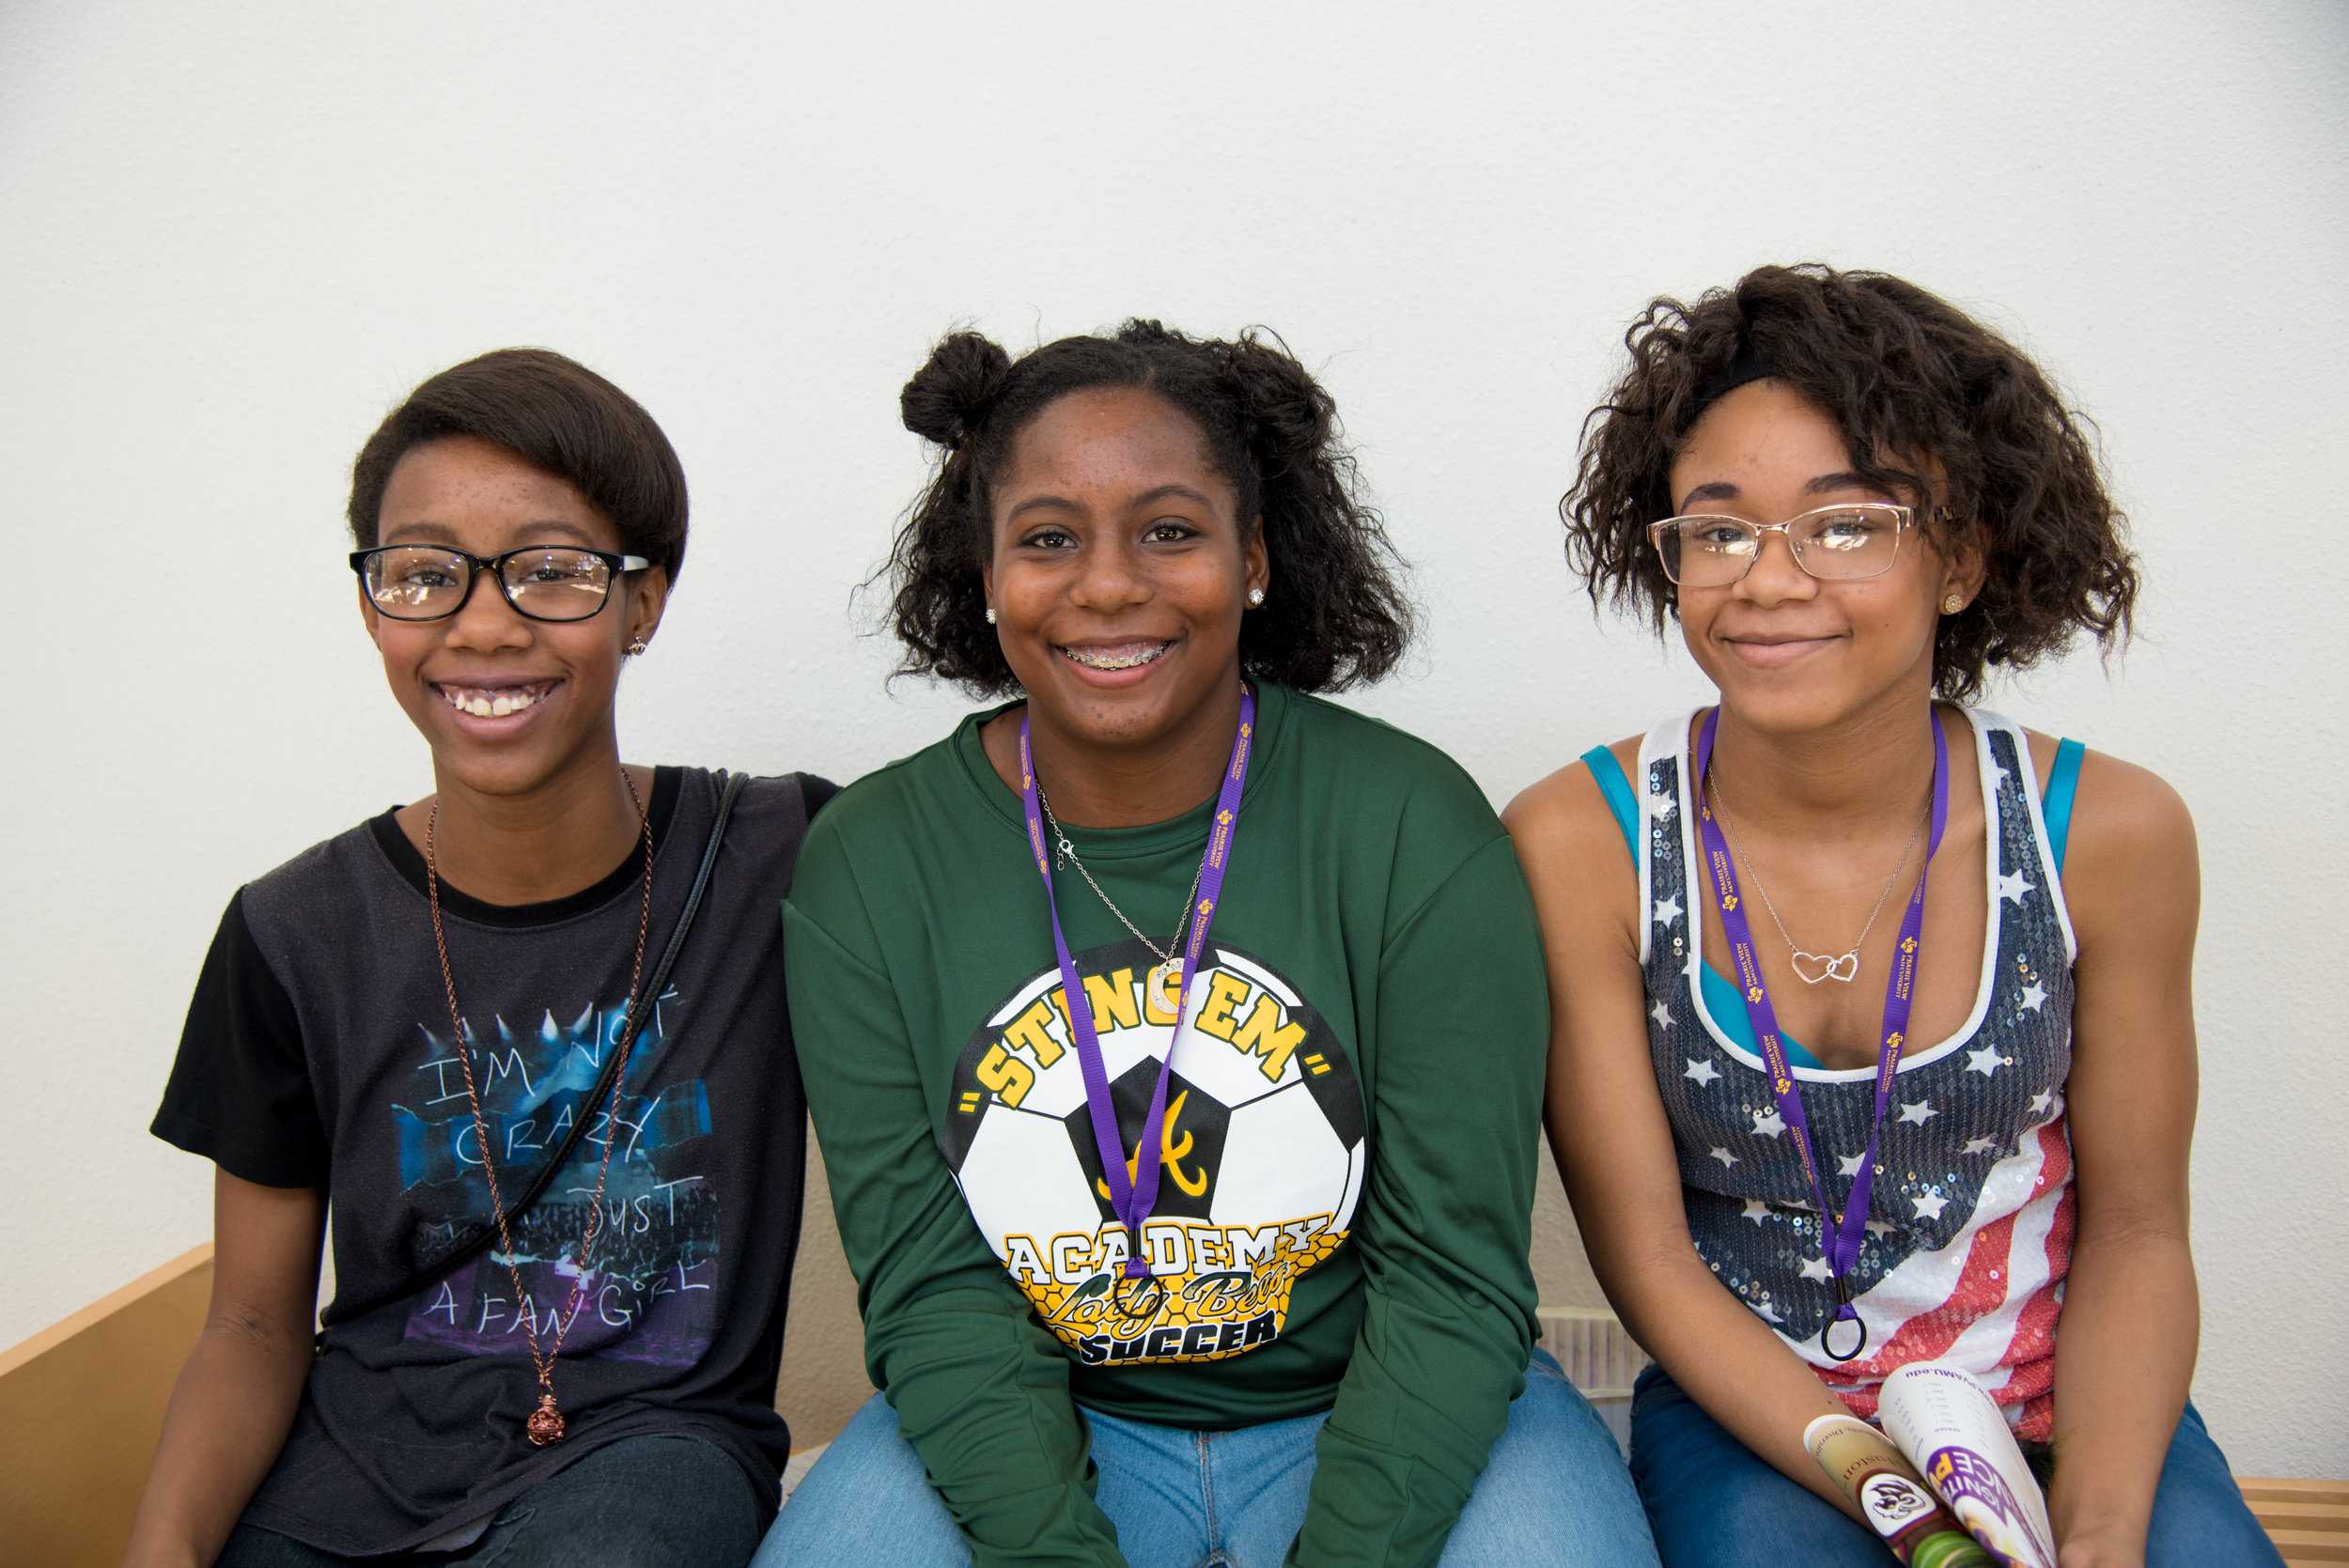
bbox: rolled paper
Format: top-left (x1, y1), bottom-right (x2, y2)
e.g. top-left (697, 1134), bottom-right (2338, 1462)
top-left (1879, 1365), bottom-right (2058, 1568)
top-left (1805, 1413), bottom-right (1993, 1566)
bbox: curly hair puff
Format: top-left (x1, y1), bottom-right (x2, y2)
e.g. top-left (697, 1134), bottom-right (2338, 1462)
top-left (1562, 264), bottom-right (2138, 703)
top-left (884, 319), bottom-right (1414, 696)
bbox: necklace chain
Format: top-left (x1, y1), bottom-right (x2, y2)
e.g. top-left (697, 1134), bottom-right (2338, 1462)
top-left (1706, 777), bottom-right (1926, 985)
top-left (425, 769), bottom-right (653, 1446)
top-left (1034, 783), bottom-right (1203, 966)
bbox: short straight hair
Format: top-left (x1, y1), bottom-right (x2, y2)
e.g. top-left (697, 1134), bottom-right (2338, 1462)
top-left (347, 348), bottom-right (689, 582)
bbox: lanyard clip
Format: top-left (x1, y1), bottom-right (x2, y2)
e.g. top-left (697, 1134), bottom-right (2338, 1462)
top-left (1819, 1275), bottom-right (1868, 1363)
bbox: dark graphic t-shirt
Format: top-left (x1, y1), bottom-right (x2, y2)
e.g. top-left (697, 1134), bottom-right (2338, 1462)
top-left (151, 768), bottom-right (829, 1556)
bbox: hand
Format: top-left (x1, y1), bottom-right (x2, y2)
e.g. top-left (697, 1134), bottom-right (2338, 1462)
top-left (2057, 1523), bottom-right (2145, 1568)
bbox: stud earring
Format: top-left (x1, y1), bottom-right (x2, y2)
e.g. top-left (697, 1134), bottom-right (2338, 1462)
top-left (1941, 594), bottom-right (1966, 614)
top-left (985, 607), bottom-right (998, 625)
top-left (626, 636), bottom-right (649, 657)
top-left (1247, 587), bottom-right (1267, 608)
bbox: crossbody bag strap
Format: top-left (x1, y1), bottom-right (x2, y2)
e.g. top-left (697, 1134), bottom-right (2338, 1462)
top-left (330, 772), bottom-right (750, 1327)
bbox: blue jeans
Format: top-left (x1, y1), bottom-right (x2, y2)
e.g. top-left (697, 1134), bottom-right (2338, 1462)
top-left (756, 1350), bottom-right (1655, 1566)
top-left (215, 1434), bottom-right (764, 1567)
top-left (1628, 1366), bottom-right (2282, 1567)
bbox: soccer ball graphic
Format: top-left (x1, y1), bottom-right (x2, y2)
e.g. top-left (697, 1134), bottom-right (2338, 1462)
top-left (942, 937), bottom-right (1367, 1365)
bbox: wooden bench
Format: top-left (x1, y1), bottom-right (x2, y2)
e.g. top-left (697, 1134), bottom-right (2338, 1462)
top-left (0, 1244), bottom-right (214, 1568)
top-left (2240, 1478), bottom-right (2349, 1564)
top-left (5, 1247), bottom-right (2341, 1565)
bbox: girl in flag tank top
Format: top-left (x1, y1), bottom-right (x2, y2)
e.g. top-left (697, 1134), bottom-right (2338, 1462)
top-left (759, 322), bottom-right (1656, 1567)
top-left (1506, 265), bottom-right (2278, 1568)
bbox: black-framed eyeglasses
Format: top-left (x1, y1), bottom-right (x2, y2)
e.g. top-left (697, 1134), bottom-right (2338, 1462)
top-left (1645, 503), bottom-right (1913, 589)
top-left (350, 545), bottom-right (650, 623)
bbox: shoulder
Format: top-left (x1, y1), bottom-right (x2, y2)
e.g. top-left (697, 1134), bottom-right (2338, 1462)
top-left (782, 729), bottom-right (980, 916)
top-left (690, 768), bottom-right (840, 831)
top-left (2014, 731), bottom-right (2198, 949)
top-left (1503, 734), bottom-right (1642, 861)
top-left (1503, 732), bottom-right (1649, 947)
top-left (1281, 688), bottom-right (1499, 827)
top-left (2008, 729), bottom-right (2195, 862)
top-left (236, 817), bottom-right (392, 938)
top-left (795, 729), bottom-right (968, 850)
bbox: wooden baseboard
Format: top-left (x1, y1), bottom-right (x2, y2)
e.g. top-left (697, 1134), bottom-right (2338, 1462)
top-left (0, 1245), bottom-right (215, 1568)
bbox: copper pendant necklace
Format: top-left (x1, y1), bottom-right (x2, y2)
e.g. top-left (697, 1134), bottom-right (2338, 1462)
top-left (424, 770), bottom-right (654, 1447)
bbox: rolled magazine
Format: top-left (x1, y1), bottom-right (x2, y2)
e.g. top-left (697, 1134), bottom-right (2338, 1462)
top-left (1877, 1364), bottom-right (2057, 1568)
top-left (1804, 1413), bottom-right (1995, 1566)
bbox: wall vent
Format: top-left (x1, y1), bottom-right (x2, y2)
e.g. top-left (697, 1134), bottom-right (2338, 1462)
top-left (1538, 1305), bottom-right (1649, 1455)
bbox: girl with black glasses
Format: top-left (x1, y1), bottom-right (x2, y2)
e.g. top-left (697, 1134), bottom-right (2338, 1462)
top-left (128, 349), bottom-right (830, 1567)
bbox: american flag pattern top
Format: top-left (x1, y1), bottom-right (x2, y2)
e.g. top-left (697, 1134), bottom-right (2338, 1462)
top-left (1638, 710), bottom-right (2077, 1440)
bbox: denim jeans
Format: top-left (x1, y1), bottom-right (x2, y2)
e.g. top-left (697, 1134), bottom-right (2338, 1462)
top-left (754, 1349), bottom-right (1657, 1566)
top-left (214, 1434), bottom-right (764, 1567)
top-left (1627, 1365), bottom-right (2283, 1567)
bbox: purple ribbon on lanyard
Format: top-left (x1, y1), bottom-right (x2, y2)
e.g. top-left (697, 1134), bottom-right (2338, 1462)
top-left (1018, 689), bottom-right (1255, 1305)
top-left (1692, 706), bottom-right (1950, 1363)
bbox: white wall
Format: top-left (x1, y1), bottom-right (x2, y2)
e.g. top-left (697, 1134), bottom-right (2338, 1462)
top-left (5, 0), bottom-right (2342, 1477)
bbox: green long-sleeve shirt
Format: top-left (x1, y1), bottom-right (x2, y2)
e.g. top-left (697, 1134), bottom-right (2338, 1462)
top-left (784, 683), bottom-right (1548, 1565)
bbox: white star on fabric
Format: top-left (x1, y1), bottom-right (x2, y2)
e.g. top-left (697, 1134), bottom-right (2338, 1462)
top-left (1648, 789), bottom-right (1677, 820)
top-left (1996, 869), bottom-right (2034, 904)
top-left (1966, 1047), bottom-right (2004, 1078)
top-left (1993, 762), bottom-right (2014, 792)
top-left (1912, 1191), bottom-right (1950, 1220)
top-left (1963, 1136), bottom-right (2002, 1157)
top-left (2030, 1090), bottom-right (2056, 1117)
top-left (1742, 1198), bottom-right (1770, 1224)
top-left (1838, 1151), bottom-right (1867, 1178)
top-left (1709, 1145), bottom-right (1739, 1170)
top-left (1750, 1107), bottom-right (1787, 1139)
top-left (1898, 1098), bottom-right (1938, 1126)
top-left (2019, 981), bottom-right (2048, 1013)
top-left (1799, 1254), bottom-right (1834, 1282)
top-left (1685, 1057), bottom-right (1720, 1086)
top-left (1652, 999), bottom-right (1675, 1029)
top-left (1654, 893), bottom-right (1684, 925)
top-left (1865, 1219), bottom-right (1895, 1237)
top-left (1754, 1300), bottom-right (1784, 1326)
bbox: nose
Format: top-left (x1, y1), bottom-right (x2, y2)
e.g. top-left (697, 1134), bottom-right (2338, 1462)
top-left (1067, 535), bottom-right (1150, 612)
top-left (443, 569), bottom-right (536, 654)
top-left (1735, 527), bottom-right (1817, 609)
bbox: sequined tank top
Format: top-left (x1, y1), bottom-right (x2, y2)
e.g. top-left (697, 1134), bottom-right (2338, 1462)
top-left (1617, 709), bottom-right (2077, 1438)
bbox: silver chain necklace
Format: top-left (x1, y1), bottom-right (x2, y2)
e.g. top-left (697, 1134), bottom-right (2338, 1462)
top-left (1035, 783), bottom-right (1206, 996)
top-left (1705, 780), bottom-right (1926, 986)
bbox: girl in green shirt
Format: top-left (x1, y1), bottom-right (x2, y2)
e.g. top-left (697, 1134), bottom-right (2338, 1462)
top-left (755, 322), bottom-right (1656, 1567)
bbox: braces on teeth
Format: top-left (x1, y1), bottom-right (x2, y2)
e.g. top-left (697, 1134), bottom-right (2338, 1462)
top-left (1061, 644), bottom-right (1167, 671)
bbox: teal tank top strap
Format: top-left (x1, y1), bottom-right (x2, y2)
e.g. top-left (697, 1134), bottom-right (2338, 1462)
top-left (2044, 737), bottom-right (2085, 876)
top-left (1581, 745), bottom-right (1642, 861)
top-left (1587, 741), bottom-right (1828, 1069)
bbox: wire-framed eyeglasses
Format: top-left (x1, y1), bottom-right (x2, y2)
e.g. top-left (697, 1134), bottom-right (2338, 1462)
top-left (1646, 503), bottom-right (1913, 589)
top-left (350, 544), bottom-right (650, 623)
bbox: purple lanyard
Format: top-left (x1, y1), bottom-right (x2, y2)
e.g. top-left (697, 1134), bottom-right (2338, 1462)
top-left (1018, 689), bottom-right (1255, 1292)
top-left (1691, 706), bottom-right (1950, 1363)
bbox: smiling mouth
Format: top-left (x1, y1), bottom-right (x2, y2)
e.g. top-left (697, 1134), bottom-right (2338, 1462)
top-left (434, 680), bottom-right (559, 718)
top-left (1057, 641), bottom-right (1173, 672)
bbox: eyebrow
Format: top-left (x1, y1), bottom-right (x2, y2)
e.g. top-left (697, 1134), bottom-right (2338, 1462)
top-left (381, 520), bottom-right (602, 548)
top-left (1129, 484), bottom-right (1218, 512)
top-left (1674, 472), bottom-right (1884, 513)
top-left (1004, 494), bottom-right (1081, 523)
top-left (1004, 484), bottom-right (1221, 524)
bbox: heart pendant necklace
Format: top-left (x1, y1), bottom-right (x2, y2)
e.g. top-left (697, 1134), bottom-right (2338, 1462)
top-left (1707, 783), bottom-right (1926, 987)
